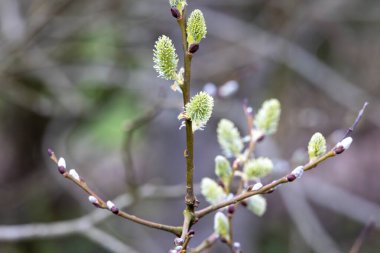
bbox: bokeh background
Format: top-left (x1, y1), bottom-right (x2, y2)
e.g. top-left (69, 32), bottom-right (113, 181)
top-left (0, 0), bottom-right (379, 252)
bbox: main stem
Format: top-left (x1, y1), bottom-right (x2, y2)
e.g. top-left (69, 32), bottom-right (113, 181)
top-left (178, 14), bottom-right (196, 210)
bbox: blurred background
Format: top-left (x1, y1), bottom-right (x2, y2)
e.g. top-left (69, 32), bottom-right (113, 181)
top-left (0, 0), bottom-right (379, 252)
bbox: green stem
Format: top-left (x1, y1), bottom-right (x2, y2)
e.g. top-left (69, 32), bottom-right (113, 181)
top-left (178, 10), bottom-right (196, 210)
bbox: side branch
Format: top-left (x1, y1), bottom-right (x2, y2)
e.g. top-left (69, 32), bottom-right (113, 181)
top-left (196, 102), bottom-right (368, 219)
top-left (48, 152), bottom-right (182, 237)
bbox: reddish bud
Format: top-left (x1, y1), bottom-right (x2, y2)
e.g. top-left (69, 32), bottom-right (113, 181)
top-left (227, 205), bottom-right (235, 215)
top-left (47, 148), bottom-right (54, 157)
top-left (111, 206), bottom-right (119, 214)
top-left (170, 7), bottom-right (181, 19)
top-left (58, 166), bottom-right (66, 174)
top-left (188, 43), bottom-right (200, 54)
top-left (334, 146), bottom-right (345, 155)
top-left (287, 174), bottom-right (297, 182)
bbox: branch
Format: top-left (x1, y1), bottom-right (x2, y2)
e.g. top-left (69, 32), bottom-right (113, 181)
top-left (177, 9), bottom-right (197, 210)
top-left (189, 233), bottom-right (218, 253)
top-left (195, 103), bottom-right (367, 219)
top-left (48, 151), bottom-right (182, 236)
top-left (343, 102), bottom-right (368, 139)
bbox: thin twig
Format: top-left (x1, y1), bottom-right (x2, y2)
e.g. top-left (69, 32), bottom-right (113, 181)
top-left (190, 233), bottom-right (218, 253)
top-left (343, 102), bottom-right (368, 139)
top-left (196, 102), bottom-right (366, 219)
top-left (0, 183), bottom-right (186, 241)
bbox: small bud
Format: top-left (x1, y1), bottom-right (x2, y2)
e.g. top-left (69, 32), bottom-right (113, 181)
top-left (169, 0), bottom-right (186, 14)
top-left (215, 155), bottom-right (232, 186)
top-left (169, 250), bottom-right (177, 253)
top-left (184, 91), bottom-right (214, 131)
top-left (217, 119), bottom-right (243, 157)
top-left (286, 174), bottom-right (297, 182)
top-left (170, 7), bottom-right (181, 19)
top-left (153, 35), bottom-right (179, 81)
top-left (214, 212), bottom-right (230, 241)
top-left (186, 9), bottom-right (207, 45)
top-left (233, 242), bottom-right (241, 251)
top-left (252, 182), bottom-right (263, 191)
top-left (88, 196), bottom-right (100, 207)
top-left (47, 148), bottom-right (54, 157)
top-left (69, 169), bottom-right (80, 181)
top-left (107, 201), bottom-right (119, 214)
top-left (188, 43), bottom-right (199, 54)
top-left (308, 132), bottom-right (326, 160)
top-left (334, 137), bottom-right (353, 154)
top-left (291, 166), bottom-right (304, 179)
top-left (243, 157), bottom-right (273, 179)
top-left (58, 157), bottom-right (66, 169)
top-left (201, 178), bottom-right (226, 205)
top-left (227, 205), bottom-right (235, 215)
top-left (255, 99), bottom-right (281, 135)
top-left (174, 238), bottom-right (184, 246)
top-left (247, 195), bottom-right (267, 217)
top-left (174, 246), bottom-right (182, 251)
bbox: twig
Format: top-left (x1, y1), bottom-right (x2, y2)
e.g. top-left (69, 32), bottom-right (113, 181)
top-left (343, 102), bottom-right (368, 139)
top-left (348, 220), bottom-right (374, 253)
top-left (196, 102), bottom-right (366, 219)
top-left (49, 151), bottom-right (182, 236)
top-left (0, 183), bottom-right (186, 242)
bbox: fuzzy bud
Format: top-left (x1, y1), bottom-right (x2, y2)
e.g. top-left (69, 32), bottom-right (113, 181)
top-left (185, 91), bottom-right (214, 131)
top-left (107, 200), bottom-right (119, 214)
top-left (215, 155), bottom-right (232, 186)
top-left (69, 169), bottom-right (80, 181)
top-left (174, 246), bottom-right (182, 251)
top-left (58, 157), bottom-right (66, 169)
top-left (255, 99), bottom-right (281, 135)
top-left (201, 178), bottom-right (226, 205)
top-left (169, 0), bottom-right (186, 14)
top-left (291, 166), bottom-right (304, 179)
top-left (174, 238), bottom-right (184, 246)
top-left (252, 182), bottom-right (263, 191)
top-left (153, 35), bottom-right (178, 80)
top-left (217, 119), bottom-right (243, 157)
top-left (187, 9), bottom-right (207, 45)
top-left (243, 157), bottom-right (273, 179)
top-left (247, 195), bottom-right (267, 217)
top-left (214, 212), bottom-right (230, 240)
top-left (334, 137), bottom-right (353, 154)
top-left (88, 196), bottom-right (100, 207)
top-left (308, 132), bottom-right (326, 160)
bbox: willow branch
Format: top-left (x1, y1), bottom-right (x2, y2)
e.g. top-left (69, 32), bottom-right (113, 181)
top-left (48, 153), bottom-right (182, 236)
top-left (196, 102), bottom-right (367, 219)
top-left (177, 10), bottom-right (196, 209)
